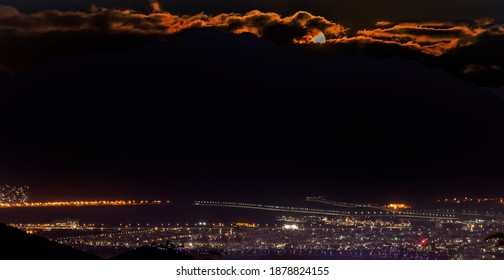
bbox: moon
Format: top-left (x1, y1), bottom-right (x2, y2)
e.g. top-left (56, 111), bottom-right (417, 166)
top-left (312, 32), bottom-right (326, 43)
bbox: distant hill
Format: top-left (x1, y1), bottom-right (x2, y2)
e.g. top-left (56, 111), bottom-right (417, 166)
top-left (111, 245), bottom-right (192, 260)
top-left (0, 223), bottom-right (100, 260)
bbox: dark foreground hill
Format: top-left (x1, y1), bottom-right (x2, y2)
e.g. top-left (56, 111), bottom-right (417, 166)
top-left (0, 223), bottom-right (193, 260)
top-left (0, 223), bottom-right (100, 260)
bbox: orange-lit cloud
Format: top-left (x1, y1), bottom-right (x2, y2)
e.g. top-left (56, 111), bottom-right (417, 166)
top-left (293, 28), bottom-right (325, 44)
top-left (149, 0), bottom-right (163, 13)
top-left (375, 21), bottom-right (394, 27)
top-left (463, 64), bottom-right (501, 74)
top-left (0, 3), bottom-right (503, 57)
top-left (0, 4), bottom-right (345, 40)
top-left (488, 24), bottom-right (504, 36)
top-left (330, 21), bottom-right (492, 56)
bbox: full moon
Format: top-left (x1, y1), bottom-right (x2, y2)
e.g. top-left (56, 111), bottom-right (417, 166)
top-left (312, 32), bottom-right (326, 43)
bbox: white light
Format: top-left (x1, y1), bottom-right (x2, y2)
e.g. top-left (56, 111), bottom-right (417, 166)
top-left (283, 224), bottom-right (299, 230)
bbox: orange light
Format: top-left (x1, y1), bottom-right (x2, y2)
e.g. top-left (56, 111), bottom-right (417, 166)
top-left (0, 200), bottom-right (167, 208)
top-left (387, 204), bottom-right (410, 210)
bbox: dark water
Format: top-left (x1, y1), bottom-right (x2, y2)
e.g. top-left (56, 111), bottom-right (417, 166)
top-left (0, 204), bottom-right (282, 225)
top-left (2, 198), bottom-right (497, 225)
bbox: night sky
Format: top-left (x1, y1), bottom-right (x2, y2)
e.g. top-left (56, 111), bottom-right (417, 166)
top-left (1, 0), bottom-right (504, 204)
top-left (4, 0), bottom-right (504, 26)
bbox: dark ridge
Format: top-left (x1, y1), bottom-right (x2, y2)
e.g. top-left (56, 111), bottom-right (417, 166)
top-left (303, 34), bottom-right (504, 88)
top-left (0, 223), bottom-right (100, 260)
top-left (1, 27), bottom-right (503, 87)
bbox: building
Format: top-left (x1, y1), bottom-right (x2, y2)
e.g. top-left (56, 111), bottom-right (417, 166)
top-left (52, 218), bottom-right (80, 228)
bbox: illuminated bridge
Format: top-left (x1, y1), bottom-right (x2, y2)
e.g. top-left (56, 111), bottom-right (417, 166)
top-left (194, 201), bottom-right (460, 220)
top-left (305, 196), bottom-right (504, 220)
top-left (0, 200), bottom-right (169, 208)
top-left (305, 196), bottom-right (392, 211)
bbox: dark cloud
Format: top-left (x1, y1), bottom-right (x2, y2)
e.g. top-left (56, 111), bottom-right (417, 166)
top-left (0, 3), bottom-right (503, 85)
top-left (332, 20), bottom-right (501, 56)
top-left (0, 4), bottom-right (347, 71)
top-left (463, 64), bottom-right (501, 74)
top-left (0, 4), bottom-right (345, 37)
top-left (2, 3), bottom-right (503, 56)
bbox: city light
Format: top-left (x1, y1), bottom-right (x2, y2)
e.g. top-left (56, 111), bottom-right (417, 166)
top-left (283, 224), bottom-right (299, 230)
top-left (6, 196), bottom-right (504, 260)
top-left (0, 185), bottom-right (29, 204)
top-left (233, 222), bottom-right (258, 228)
top-left (15, 212), bottom-right (501, 260)
top-left (194, 201), bottom-right (464, 220)
top-left (438, 197), bottom-right (504, 204)
top-left (387, 204), bottom-right (411, 210)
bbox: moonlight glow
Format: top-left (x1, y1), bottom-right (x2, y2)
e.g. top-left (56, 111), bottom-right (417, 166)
top-left (312, 32), bottom-right (326, 43)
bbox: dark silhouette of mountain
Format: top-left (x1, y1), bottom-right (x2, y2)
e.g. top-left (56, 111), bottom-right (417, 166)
top-left (111, 245), bottom-right (192, 260)
top-left (0, 223), bottom-right (100, 260)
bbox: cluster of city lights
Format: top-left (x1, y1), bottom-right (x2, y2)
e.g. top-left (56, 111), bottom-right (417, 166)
top-left (0, 200), bottom-right (168, 208)
top-left (233, 222), bottom-right (258, 228)
top-left (38, 217), bottom-right (504, 260)
top-left (386, 204), bottom-right (411, 210)
top-left (0, 185), bottom-right (29, 204)
top-left (283, 224), bottom-right (300, 230)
